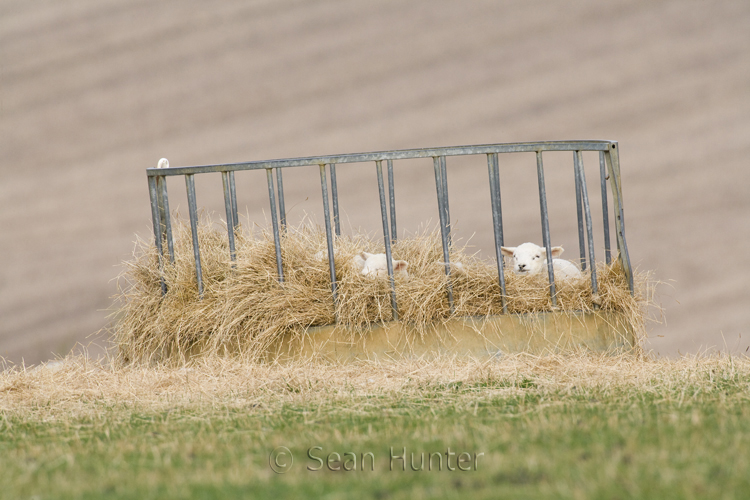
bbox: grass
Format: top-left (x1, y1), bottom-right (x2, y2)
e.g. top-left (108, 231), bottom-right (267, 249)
top-left (2, 354), bottom-right (750, 499)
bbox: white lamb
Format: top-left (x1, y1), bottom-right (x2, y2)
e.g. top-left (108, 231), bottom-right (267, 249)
top-left (314, 249), bottom-right (409, 277)
top-left (500, 242), bottom-right (581, 280)
top-left (355, 251), bottom-right (409, 278)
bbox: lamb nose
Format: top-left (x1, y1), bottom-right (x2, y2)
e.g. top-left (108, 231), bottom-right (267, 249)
top-left (518, 264), bottom-right (526, 270)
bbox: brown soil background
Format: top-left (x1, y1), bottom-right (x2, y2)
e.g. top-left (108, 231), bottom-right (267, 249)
top-left (1, 0), bottom-right (748, 364)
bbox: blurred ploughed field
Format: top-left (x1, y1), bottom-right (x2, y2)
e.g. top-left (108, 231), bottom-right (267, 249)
top-left (1, 0), bottom-right (748, 364)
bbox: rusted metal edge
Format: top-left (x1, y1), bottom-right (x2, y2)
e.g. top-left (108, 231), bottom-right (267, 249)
top-left (147, 141), bottom-right (617, 177)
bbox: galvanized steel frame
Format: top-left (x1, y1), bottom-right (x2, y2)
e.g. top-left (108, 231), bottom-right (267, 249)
top-left (146, 140), bottom-right (634, 317)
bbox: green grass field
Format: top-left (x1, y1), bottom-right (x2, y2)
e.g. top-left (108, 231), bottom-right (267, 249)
top-left (2, 354), bottom-right (749, 499)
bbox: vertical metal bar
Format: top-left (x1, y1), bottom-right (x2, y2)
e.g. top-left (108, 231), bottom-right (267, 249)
top-left (599, 151), bottom-right (612, 265)
top-left (439, 156), bottom-right (451, 245)
top-left (156, 175), bottom-right (167, 236)
top-left (319, 164), bottom-right (338, 309)
top-left (574, 152), bottom-right (587, 270)
top-left (576, 151), bottom-right (598, 299)
top-left (266, 168), bottom-right (285, 283)
top-left (156, 175), bottom-right (174, 263)
top-left (221, 172), bottom-right (237, 262)
top-left (376, 161), bottom-right (399, 320)
top-left (275, 168), bottom-right (287, 230)
top-left (387, 159), bottom-right (397, 243)
top-left (184, 174), bottom-right (204, 298)
top-left (433, 157), bottom-right (454, 313)
top-left (536, 151), bottom-right (557, 307)
top-left (605, 143), bottom-right (634, 294)
top-left (329, 163), bottom-right (341, 236)
top-left (486, 153), bottom-right (508, 314)
top-left (147, 176), bottom-right (167, 295)
top-left (228, 170), bottom-right (238, 231)
top-left (155, 175), bottom-right (170, 263)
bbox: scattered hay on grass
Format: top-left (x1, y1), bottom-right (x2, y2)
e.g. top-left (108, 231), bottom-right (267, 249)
top-left (1, 352), bottom-right (747, 420)
top-left (112, 214), bottom-right (657, 365)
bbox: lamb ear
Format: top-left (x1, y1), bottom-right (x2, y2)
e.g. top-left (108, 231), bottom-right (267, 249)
top-left (500, 246), bottom-right (515, 257)
top-left (394, 260), bottom-right (408, 272)
top-left (352, 252), bottom-right (367, 270)
top-left (550, 246), bottom-right (564, 258)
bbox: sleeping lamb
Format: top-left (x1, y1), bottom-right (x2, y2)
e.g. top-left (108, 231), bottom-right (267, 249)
top-left (314, 249), bottom-right (409, 277)
top-left (354, 251), bottom-right (409, 278)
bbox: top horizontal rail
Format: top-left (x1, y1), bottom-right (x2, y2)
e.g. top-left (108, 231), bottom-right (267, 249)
top-left (146, 141), bottom-right (618, 177)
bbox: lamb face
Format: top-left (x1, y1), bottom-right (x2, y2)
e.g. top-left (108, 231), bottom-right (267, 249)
top-left (499, 242), bottom-right (583, 280)
top-left (358, 252), bottom-right (409, 278)
top-left (501, 242), bottom-right (564, 276)
top-left (313, 250), bottom-right (406, 277)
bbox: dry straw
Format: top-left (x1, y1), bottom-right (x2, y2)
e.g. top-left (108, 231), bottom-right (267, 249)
top-left (2, 353), bottom-right (747, 420)
top-left (112, 214), bottom-right (656, 365)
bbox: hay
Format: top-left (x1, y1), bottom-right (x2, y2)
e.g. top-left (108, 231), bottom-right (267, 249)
top-left (2, 353), bottom-right (747, 419)
top-left (113, 214), bottom-right (656, 364)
